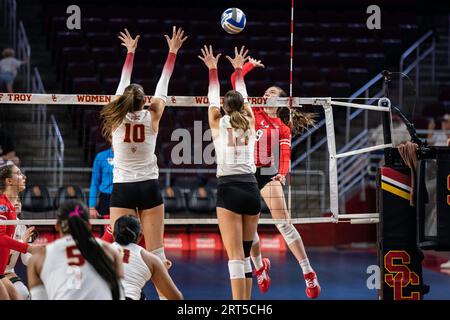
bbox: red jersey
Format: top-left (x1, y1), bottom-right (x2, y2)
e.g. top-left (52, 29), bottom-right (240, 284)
top-left (0, 194), bottom-right (28, 275)
top-left (231, 63), bottom-right (291, 176)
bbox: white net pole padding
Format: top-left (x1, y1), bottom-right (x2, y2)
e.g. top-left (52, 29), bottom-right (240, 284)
top-left (0, 217), bottom-right (336, 226)
top-left (330, 100), bottom-right (390, 112)
top-left (322, 102), bottom-right (339, 220)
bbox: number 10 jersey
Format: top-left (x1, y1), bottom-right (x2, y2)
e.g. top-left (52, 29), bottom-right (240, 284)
top-left (112, 110), bottom-right (158, 183)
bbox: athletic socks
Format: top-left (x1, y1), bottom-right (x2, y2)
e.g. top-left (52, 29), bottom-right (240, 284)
top-left (251, 254), bottom-right (264, 270)
top-left (299, 259), bottom-right (314, 274)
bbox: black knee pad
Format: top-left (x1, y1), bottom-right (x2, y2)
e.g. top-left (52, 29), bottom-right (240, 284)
top-left (243, 240), bottom-right (253, 257)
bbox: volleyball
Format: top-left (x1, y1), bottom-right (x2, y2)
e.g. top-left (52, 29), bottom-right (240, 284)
top-left (221, 8), bottom-right (246, 34)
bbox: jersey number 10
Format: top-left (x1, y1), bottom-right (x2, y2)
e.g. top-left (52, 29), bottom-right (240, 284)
top-left (124, 124), bottom-right (145, 143)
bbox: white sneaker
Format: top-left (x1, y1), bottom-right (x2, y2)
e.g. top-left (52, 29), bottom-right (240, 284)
top-left (440, 260), bottom-right (450, 269)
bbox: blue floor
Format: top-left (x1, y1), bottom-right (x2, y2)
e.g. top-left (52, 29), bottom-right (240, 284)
top-left (143, 249), bottom-right (450, 300)
top-left (14, 248), bottom-right (450, 299)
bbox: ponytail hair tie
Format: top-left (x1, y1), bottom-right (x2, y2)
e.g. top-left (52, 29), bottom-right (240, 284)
top-left (69, 205), bottom-right (81, 218)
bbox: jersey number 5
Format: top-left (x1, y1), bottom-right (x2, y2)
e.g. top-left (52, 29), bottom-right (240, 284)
top-left (124, 124), bottom-right (145, 143)
top-left (66, 245), bottom-right (85, 266)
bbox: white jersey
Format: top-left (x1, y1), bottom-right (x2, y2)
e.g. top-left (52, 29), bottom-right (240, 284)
top-left (213, 115), bottom-right (256, 177)
top-left (40, 236), bottom-right (113, 300)
top-left (112, 242), bottom-right (151, 300)
top-left (112, 110), bottom-right (159, 183)
top-left (5, 221), bottom-right (32, 274)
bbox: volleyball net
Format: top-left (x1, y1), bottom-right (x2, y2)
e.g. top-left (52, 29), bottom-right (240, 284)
top-left (0, 93), bottom-right (393, 226)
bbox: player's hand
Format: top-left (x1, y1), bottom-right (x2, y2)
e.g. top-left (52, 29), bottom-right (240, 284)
top-left (27, 244), bottom-right (45, 255)
top-left (249, 57), bottom-right (264, 68)
top-left (89, 207), bottom-right (100, 219)
top-left (226, 46), bottom-right (249, 69)
top-left (22, 226), bottom-right (36, 243)
top-left (118, 28), bottom-right (140, 53)
top-left (198, 45), bottom-right (221, 70)
top-left (272, 174), bottom-right (286, 186)
top-left (165, 26), bottom-right (188, 54)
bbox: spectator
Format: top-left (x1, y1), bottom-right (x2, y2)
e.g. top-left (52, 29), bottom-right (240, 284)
top-left (0, 48), bottom-right (27, 93)
top-left (369, 114), bottom-right (411, 146)
top-left (427, 114), bottom-right (450, 146)
top-left (89, 147), bottom-right (114, 219)
top-left (0, 127), bottom-right (19, 166)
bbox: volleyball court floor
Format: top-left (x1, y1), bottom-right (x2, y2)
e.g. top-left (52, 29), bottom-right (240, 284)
top-left (15, 247), bottom-right (450, 300)
top-left (146, 248), bottom-right (450, 300)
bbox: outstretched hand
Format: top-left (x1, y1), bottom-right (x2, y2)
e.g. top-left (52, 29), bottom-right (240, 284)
top-left (118, 28), bottom-right (140, 53)
top-left (249, 57), bottom-right (265, 68)
top-left (165, 26), bottom-right (188, 54)
top-left (225, 46), bottom-right (249, 69)
top-left (198, 45), bottom-right (222, 70)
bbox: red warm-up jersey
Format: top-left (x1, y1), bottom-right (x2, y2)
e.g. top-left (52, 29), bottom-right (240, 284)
top-left (0, 194), bottom-right (28, 275)
top-left (231, 63), bottom-right (292, 176)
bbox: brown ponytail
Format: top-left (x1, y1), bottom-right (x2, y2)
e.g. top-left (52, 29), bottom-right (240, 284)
top-left (0, 165), bottom-right (14, 193)
top-left (277, 107), bottom-right (317, 136)
top-left (230, 110), bottom-right (250, 132)
top-left (223, 90), bottom-right (250, 132)
top-left (101, 84), bottom-right (145, 140)
top-left (269, 86), bottom-right (317, 136)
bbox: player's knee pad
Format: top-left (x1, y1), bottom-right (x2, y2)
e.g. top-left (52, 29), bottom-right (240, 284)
top-left (228, 260), bottom-right (245, 280)
top-left (276, 223), bottom-right (301, 245)
top-left (13, 281), bottom-right (30, 300)
top-left (151, 247), bottom-right (167, 263)
top-left (244, 257), bottom-right (252, 278)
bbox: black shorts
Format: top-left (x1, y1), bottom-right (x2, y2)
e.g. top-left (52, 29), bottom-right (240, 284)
top-left (96, 192), bottom-right (111, 216)
top-left (217, 174), bottom-right (261, 215)
top-left (110, 180), bottom-right (163, 211)
top-left (255, 167), bottom-right (277, 190)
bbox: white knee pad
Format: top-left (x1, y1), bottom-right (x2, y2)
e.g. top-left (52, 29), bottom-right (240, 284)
top-left (228, 260), bottom-right (245, 280)
top-left (244, 257), bottom-right (252, 274)
top-left (14, 281), bottom-right (30, 300)
top-left (276, 223), bottom-right (301, 245)
top-left (151, 247), bottom-right (167, 263)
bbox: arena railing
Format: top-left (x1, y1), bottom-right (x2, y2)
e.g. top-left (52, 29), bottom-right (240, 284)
top-left (3, 0), bottom-right (17, 49)
top-left (399, 30), bottom-right (436, 108)
top-left (17, 21), bottom-right (31, 92)
top-left (31, 67), bottom-right (47, 141)
top-left (46, 114), bottom-right (64, 187)
top-left (291, 29), bottom-right (437, 214)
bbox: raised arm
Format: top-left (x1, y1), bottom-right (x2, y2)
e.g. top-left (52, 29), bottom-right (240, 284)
top-left (150, 27), bottom-right (187, 129)
top-left (198, 45), bottom-right (222, 132)
top-left (230, 57), bottom-right (264, 89)
top-left (226, 46), bottom-right (254, 123)
top-left (116, 29), bottom-right (140, 95)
